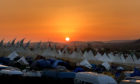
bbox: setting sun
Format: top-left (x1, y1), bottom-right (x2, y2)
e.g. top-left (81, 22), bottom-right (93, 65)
top-left (65, 37), bottom-right (70, 42)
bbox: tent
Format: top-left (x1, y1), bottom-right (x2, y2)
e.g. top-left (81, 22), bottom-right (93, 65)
top-left (51, 49), bottom-right (58, 58)
top-left (95, 52), bottom-right (103, 61)
top-left (87, 50), bottom-right (95, 60)
top-left (58, 50), bottom-right (63, 57)
top-left (70, 51), bottom-right (82, 59)
top-left (101, 53), bottom-right (110, 62)
top-left (77, 48), bottom-right (83, 56)
top-left (62, 46), bottom-right (70, 57)
top-left (7, 51), bottom-right (19, 60)
top-left (17, 57), bottom-right (29, 65)
top-left (70, 51), bottom-right (78, 58)
top-left (108, 52), bottom-right (115, 62)
top-left (42, 46), bottom-right (57, 57)
top-left (42, 48), bottom-right (51, 57)
top-left (79, 59), bottom-right (92, 69)
top-left (132, 54), bottom-right (138, 64)
top-left (120, 54), bottom-right (126, 63)
top-left (125, 54), bottom-right (134, 64)
top-left (102, 62), bottom-right (110, 70)
top-left (73, 50), bottom-right (83, 59)
top-left (114, 54), bottom-right (122, 63)
top-left (83, 51), bottom-right (88, 59)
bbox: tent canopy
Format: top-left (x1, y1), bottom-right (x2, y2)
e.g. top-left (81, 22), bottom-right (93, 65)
top-left (7, 51), bottom-right (19, 60)
top-left (79, 59), bottom-right (92, 69)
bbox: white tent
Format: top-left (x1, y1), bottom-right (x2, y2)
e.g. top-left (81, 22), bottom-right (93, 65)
top-left (42, 46), bottom-right (57, 57)
top-left (62, 47), bottom-right (70, 57)
top-left (77, 49), bottom-right (83, 59)
top-left (83, 51), bottom-right (88, 59)
top-left (70, 51), bottom-right (77, 58)
top-left (114, 54), bottom-right (122, 63)
top-left (69, 50), bottom-right (82, 59)
top-left (77, 48), bottom-right (83, 56)
top-left (125, 54), bottom-right (134, 64)
top-left (108, 52), bottom-right (115, 62)
top-left (95, 52), bottom-right (103, 61)
top-left (62, 46), bottom-right (68, 54)
top-left (120, 54), bottom-right (126, 63)
top-left (17, 57), bottom-right (29, 65)
top-left (132, 54), bottom-right (138, 64)
top-left (42, 48), bottom-right (51, 57)
top-left (64, 52), bottom-right (70, 58)
top-left (102, 62), bottom-right (110, 70)
top-left (79, 59), bottom-right (92, 69)
top-left (101, 53), bottom-right (110, 62)
top-left (58, 50), bottom-right (63, 57)
top-left (52, 49), bottom-right (58, 57)
top-left (83, 51), bottom-right (94, 60)
top-left (88, 50), bottom-right (96, 60)
top-left (7, 51), bottom-right (19, 60)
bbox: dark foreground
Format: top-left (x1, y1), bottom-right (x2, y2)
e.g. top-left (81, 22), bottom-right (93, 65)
top-left (0, 75), bottom-right (74, 84)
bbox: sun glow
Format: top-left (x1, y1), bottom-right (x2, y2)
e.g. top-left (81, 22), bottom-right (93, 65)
top-left (65, 37), bottom-right (70, 42)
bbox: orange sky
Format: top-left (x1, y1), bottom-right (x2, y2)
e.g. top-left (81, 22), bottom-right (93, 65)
top-left (0, 0), bottom-right (140, 42)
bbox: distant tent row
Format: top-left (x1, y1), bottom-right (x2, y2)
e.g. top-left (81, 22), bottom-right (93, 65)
top-left (41, 47), bottom-right (140, 64)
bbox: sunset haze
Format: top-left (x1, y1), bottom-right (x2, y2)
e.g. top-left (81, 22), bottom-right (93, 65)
top-left (0, 0), bottom-right (140, 42)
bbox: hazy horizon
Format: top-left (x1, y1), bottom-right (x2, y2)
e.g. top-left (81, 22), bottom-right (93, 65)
top-left (0, 38), bottom-right (139, 43)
